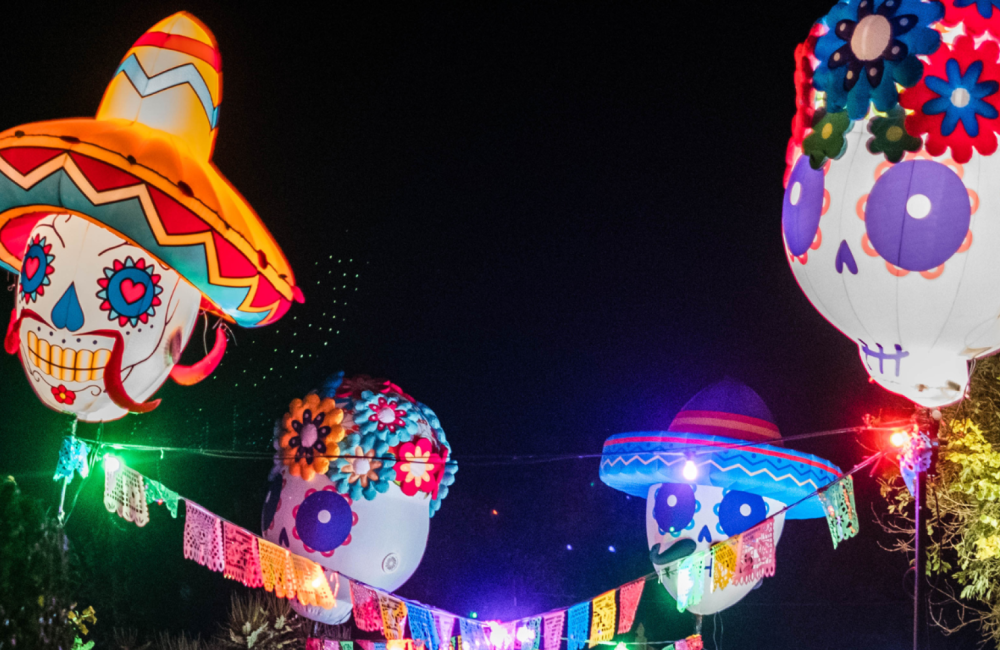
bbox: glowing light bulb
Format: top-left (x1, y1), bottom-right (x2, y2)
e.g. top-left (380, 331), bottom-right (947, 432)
top-left (682, 459), bottom-right (698, 481)
top-left (516, 628), bottom-right (536, 644)
top-left (890, 431), bottom-right (908, 447)
top-left (103, 454), bottom-right (121, 473)
top-left (312, 577), bottom-right (322, 588)
top-left (615, 644), bottom-right (628, 650)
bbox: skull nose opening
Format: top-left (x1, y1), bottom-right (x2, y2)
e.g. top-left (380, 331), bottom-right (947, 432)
top-left (698, 525), bottom-right (713, 544)
top-left (51, 283), bottom-right (84, 332)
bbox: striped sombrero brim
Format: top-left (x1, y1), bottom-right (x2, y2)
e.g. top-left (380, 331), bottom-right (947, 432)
top-left (599, 431), bottom-right (842, 520)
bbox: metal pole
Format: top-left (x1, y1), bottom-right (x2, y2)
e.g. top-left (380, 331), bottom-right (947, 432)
top-left (913, 460), bottom-right (927, 650)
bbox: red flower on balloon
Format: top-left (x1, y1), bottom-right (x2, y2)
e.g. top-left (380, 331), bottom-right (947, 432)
top-left (393, 438), bottom-right (443, 497)
top-left (52, 385), bottom-right (76, 405)
top-left (941, 0), bottom-right (1000, 41)
top-left (901, 35), bottom-right (1000, 164)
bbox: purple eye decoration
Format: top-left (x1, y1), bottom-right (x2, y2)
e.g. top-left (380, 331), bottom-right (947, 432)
top-left (782, 157), bottom-right (827, 257)
top-left (652, 483), bottom-right (696, 535)
top-left (865, 160), bottom-right (971, 272)
top-left (294, 488), bottom-right (352, 553)
top-left (19, 234), bottom-right (54, 303)
top-left (96, 256), bottom-right (163, 327)
top-left (718, 490), bottom-right (767, 537)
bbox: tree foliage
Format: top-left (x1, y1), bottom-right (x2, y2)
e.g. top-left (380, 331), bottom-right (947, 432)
top-left (0, 476), bottom-right (82, 649)
top-left (880, 356), bottom-right (1000, 645)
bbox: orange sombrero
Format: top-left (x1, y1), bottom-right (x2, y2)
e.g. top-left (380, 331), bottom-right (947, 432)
top-left (0, 13), bottom-right (301, 327)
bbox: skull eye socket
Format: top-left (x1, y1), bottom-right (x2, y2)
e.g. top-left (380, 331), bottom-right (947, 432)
top-left (96, 256), bottom-right (163, 327)
top-left (718, 490), bottom-right (767, 537)
top-left (652, 483), bottom-right (697, 535)
top-left (295, 489), bottom-right (353, 552)
top-left (19, 235), bottom-right (55, 303)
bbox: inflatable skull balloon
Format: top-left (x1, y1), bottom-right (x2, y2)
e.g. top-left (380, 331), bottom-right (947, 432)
top-left (262, 374), bottom-right (456, 624)
top-left (600, 380), bottom-right (841, 614)
top-left (10, 214), bottom-right (201, 421)
top-left (0, 12), bottom-right (299, 420)
top-left (783, 0), bottom-right (1000, 406)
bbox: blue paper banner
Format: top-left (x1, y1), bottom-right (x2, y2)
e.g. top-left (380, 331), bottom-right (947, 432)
top-left (567, 603), bottom-right (590, 650)
top-left (410, 605), bottom-right (441, 650)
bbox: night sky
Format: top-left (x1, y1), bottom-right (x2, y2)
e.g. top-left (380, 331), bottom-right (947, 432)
top-left (0, 2), bottom-right (981, 648)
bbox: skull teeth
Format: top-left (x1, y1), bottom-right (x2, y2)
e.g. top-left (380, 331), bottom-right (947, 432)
top-left (26, 331), bottom-right (111, 382)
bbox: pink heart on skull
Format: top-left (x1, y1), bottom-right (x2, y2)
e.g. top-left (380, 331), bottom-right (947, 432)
top-left (119, 278), bottom-right (146, 304)
top-left (23, 257), bottom-right (39, 280)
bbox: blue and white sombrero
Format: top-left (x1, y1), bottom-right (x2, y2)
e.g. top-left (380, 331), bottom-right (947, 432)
top-left (599, 379), bottom-right (842, 519)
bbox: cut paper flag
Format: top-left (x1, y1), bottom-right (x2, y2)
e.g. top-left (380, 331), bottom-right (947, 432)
top-left (104, 464), bottom-right (149, 527)
top-left (145, 478), bottom-right (180, 518)
top-left (589, 591), bottom-right (616, 648)
top-left (357, 641), bottom-right (375, 650)
top-left (378, 592), bottom-right (409, 640)
top-left (291, 554), bottom-right (334, 608)
top-left (542, 610), bottom-right (565, 650)
top-left (675, 551), bottom-right (707, 613)
top-left (567, 602), bottom-right (590, 650)
top-left (222, 522), bottom-right (263, 587)
top-left (733, 518), bottom-right (776, 586)
top-left (818, 476), bottom-right (860, 549)
top-left (461, 618), bottom-right (489, 650)
top-left (183, 501), bottom-right (223, 571)
top-left (258, 538), bottom-right (297, 599)
top-left (617, 579), bottom-right (643, 634)
top-left (711, 536), bottom-right (739, 593)
top-left (352, 581), bottom-right (384, 632)
top-left (675, 635), bottom-right (702, 650)
top-left (409, 604), bottom-right (440, 650)
top-left (519, 617), bottom-right (541, 650)
top-left (342, 642), bottom-right (354, 650)
top-left (54, 436), bottom-right (89, 482)
top-left (376, 644), bottom-right (387, 650)
top-left (434, 613), bottom-right (456, 650)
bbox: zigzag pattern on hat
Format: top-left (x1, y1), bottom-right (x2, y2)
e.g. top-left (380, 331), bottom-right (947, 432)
top-left (601, 452), bottom-right (833, 491)
top-left (115, 55), bottom-right (220, 128)
top-left (0, 149), bottom-right (289, 327)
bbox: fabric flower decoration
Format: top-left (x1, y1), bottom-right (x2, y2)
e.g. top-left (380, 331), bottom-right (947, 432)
top-left (52, 384), bottom-right (76, 405)
top-left (942, 0), bottom-right (1000, 40)
top-left (867, 105), bottom-right (922, 162)
top-left (430, 447), bottom-right (458, 517)
top-left (393, 438), bottom-right (443, 497)
top-left (279, 394), bottom-right (346, 480)
top-left (803, 109), bottom-right (853, 168)
top-left (791, 24), bottom-right (823, 148)
top-left (357, 391), bottom-right (418, 446)
top-left (331, 445), bottom-right (396, 500)
top-left (901, 35), bottom-right (1000, 163)
top-left (813, 0), bottom-right (943, 119)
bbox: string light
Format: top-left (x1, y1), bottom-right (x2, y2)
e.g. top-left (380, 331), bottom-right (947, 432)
top-left (516, 627), bottom-right (536, 644)
top-left (682, 458), bottom-right (698, 481)
top-left (103, 454), bottom-right (121, 472)
top-left (890, 431), bottom-right (908, 447)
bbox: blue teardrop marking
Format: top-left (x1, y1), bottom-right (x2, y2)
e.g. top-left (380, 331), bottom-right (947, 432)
top-left (836, 240), bottom-right (858, 275)
top-left (51, 283), bottom-right (84, 332)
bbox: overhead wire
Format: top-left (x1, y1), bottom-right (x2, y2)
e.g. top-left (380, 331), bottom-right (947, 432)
top-left (73, 420), bottom-right (910, 469)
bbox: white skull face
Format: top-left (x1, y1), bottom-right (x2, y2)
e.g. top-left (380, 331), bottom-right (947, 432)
top-left (261, 468), bottom-right (430, 624)
top-left (646, 483), bottom-right (786, 615)
top-left (14, 214), bottom-right (201, 421)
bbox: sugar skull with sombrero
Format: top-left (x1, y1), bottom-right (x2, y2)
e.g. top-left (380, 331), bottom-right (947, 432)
top-left (600, 379), bottom-right (842, 614)
top-left (0, 13), bottom-right (301, 421)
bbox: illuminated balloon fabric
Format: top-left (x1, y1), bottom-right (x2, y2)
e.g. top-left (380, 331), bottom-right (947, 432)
top-left (262, 374), bottom-right (456, 624)
top-left (11, 215), bottom-right (202, 421)
top-left (782, 0), bottom-right (1000, 407)
top-left (0, 13), bottom-right (300, 419)
top-left (599, 379), bottom-right (842, 615)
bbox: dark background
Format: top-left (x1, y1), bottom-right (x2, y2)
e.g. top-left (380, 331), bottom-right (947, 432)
top-left (0, 2), bottom-right (978, 648)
